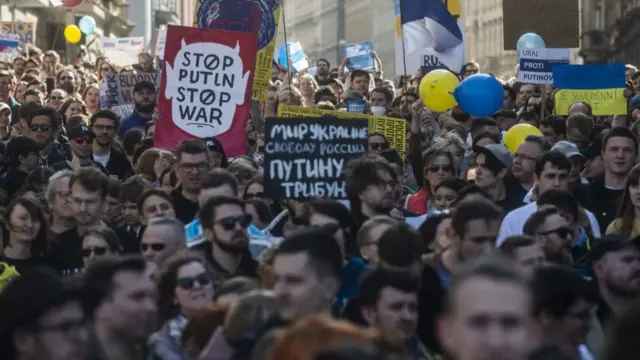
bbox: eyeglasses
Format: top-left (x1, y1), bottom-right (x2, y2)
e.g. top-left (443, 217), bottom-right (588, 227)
top-left (93, 124), bottom-right (116, 132)
top-left (216, 214), bottom-right (253, 231)
top-left (73, 136), bottom-right (93, 145)
top-left (539, 227), bottom-right (574, 240)
top-left (179, 162), bottom-right (209, 173)
top-left (369, 142), bottom-right (389, 151)
top-left (49, 96), bottom-right (64, 101)
top-left (29, 124), bottom-right (51, 132)
top-left (244, 192), bottom-right (265, 200)
top-left (81, 246), bottom-right (108, 257)
top-left (176, 272), bottom-right (212, 290)
top-left (140, 243), bottom-right (166, 252)
top-left (427, 165), bottom-right (453, 173)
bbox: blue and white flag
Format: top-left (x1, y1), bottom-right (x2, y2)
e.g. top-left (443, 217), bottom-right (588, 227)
top-left (344, 41), bottom-right (374, 71)
top-left (394, 0), bottom-right (465, 75)
top-left (518, 48), bottom-right (570, 85)
top-left (278, 41), bottom-right (308, 73)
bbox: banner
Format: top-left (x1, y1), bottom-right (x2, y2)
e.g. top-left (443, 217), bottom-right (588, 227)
top-left (102, 37), bottom-right (145, 67)
top-left (155, 25), bottom-right (257, 155)
top-left (394, 0), bottom-right (465, 75)
top-left (1, 22), bottom-right (35, 44)
top-left (553, 64), bottom-right (627, 116)
top-left (193, 0), bottom-right (281, 102)
top-left (103, 73), bottom-right (161, 106)
top-left (344, 41), bottom-right (374, 71)
top-left (518, 48), bottom-right (570, 84)
top-left (264, 117), bottom-right (368, 199)
top-left (277, 105), bottom-right (407, 161)
top-left (503, 0), bottom-right (579, 50)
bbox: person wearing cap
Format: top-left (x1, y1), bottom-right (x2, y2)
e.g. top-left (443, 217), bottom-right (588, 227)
top-left (0, 136), bottom-right (42, 202)
top-left (581, 136), bottom-right (605, 181)
top-left (202, 137), bottom-right (229, 168)
top-left (118, 80), bottom-right (156, 138)
top-left (551, 140), bottom-right (588, 186)
top-left (474, 143), bottom-right (524, 213)
top-left (50, 124), bottom-right (108, 175)
top-left (0, 266), bottom-right (90, 360)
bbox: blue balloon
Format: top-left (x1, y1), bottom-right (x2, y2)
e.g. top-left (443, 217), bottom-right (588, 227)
top-left (78, 16), bottom-right (96, 35)
top-left (453, 74), bottom-right (504, 117)
top-left (516, 33), bottom-right (545, 55)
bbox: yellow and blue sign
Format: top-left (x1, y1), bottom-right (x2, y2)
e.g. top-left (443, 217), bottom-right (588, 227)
top-left (1, 22), bottom-right (35, 44)
top-left (553, 64), bottom-right (627, 115)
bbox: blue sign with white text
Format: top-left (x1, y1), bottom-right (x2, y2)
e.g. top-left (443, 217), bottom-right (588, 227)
top-left (344, 41), bottom-right (375, 71)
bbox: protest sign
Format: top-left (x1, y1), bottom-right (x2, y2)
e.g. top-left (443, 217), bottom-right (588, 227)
top-left (264, 117), bottom-right (368, 199)
top-left (344, 41), bottom-right (374, 71)
top-left (277, 105), bottom-right (407, 161)
top-left (153, 26), bottom-right (167, 59)
top-left (1, 22), bottom-right (35, 44)
top-left (193, 0), bottom-right (281, 102)
top-left (155, 25), bottom-right (257, 156)
top-left (278, 42), bottom-right (308, 73)
top-left (103, 73), bottom-right (161, 108)
top-left (503, 0), bottom-right (579, 50)
top-left (102, 37), bottom-right (145, 67)
top-left (518, 48), bottom-right (570, 84)
top-left (553, 64), bottom-right (626, 116)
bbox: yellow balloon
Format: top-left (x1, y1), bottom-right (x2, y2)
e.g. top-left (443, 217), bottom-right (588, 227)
top-left (503, 124), bottom-right (543, 153)
top-left (419, 69), bottom-right (459, 112)
top-left (64, 25), bottom-right (82, 44)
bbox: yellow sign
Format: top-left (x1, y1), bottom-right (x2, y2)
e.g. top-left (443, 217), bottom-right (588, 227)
top-left (555, 89), bottom-right (627, 116)
top-left (277, 105), bottom-right (407, 160)
top-left (192, 2), bottom-right (281, 102)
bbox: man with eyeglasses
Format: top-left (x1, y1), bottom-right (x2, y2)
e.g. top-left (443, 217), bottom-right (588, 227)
top-left (56, 67), bottom-right (77, 96)
top-left (0, 136), bottom-right (43, 202)
top-left (118, 81), bottom-right (156, 138)
top-left (507, 135), bottom-right (546, 202)
top-left (172, 139), bottom-right (211, 224)
top-left (90, 110), bottom-right (132, 180)
top-left (0, 266), bottom-right (90, 360)
top-left (199, 195), bottom-right (257, 287)
top-left (50, 125), bottom-right (108, 175)
top-left (26, 106), bottom-right (66, 166)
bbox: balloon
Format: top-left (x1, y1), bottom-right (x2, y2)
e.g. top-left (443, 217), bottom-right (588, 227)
top-left (453, 74), bottom-right (503, 117)
top-left (503, 124), bottom-right (543, 153)
top-left (78, 16), bottom-right (96, 35)
top-left (62, 0), bottom-right (84, 7)
top-left (64, 25), bottom-right (82, 44)
top-left (418, 69), bottom-right (459, 112)
top-left (516, 33), bottom-right (545, 55)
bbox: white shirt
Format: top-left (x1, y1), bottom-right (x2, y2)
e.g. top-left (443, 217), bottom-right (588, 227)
top-left (497, 202), bottom-right (601, 246)
top-left (93, 150), bottom-right (111, 167)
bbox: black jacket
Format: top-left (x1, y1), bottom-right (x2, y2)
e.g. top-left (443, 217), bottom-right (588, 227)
top-left (98, 146), bottom-right (132, 180)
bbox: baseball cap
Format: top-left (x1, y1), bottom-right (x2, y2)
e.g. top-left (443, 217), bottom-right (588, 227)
top-left (551, 140), bottom-right (585, 160)
top-left (66, 125), bottom-right (92, 139)
top-left (583, 136), bottom-right (603, 160)
top-left (6, 136), bottom-right (43, 157)
top-left (475, 143), bottom-right (512, 170)
top-left (133, 80), bottom-right (156, 93)
top-left (588, 234), bottom-right (640, 264)
top-left (203, 137), bottom-right (225, 153)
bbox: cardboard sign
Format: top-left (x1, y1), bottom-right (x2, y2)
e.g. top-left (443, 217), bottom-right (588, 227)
top-left (503, 0), bottom-right (579, 50)
top-left (518, 48), bottom-right (570, 84)
top-left (264, 117), bottom-right (368, 199)
top-left (555, 89), bottom-right (626, 116)
top-left (104, 73), bottom-right (161, 107)
top-left (344, 41), bottom-right (374, 71)
top-left (553, 64), bottom-right (627, 115)
top-left (277, 104), bottom-right (407, 161)
top-left (155, 25), bottom-right (257, 155)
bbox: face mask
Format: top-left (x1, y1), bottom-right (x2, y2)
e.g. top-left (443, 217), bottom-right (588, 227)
top-left (371, 106), bottom-right (386, 116)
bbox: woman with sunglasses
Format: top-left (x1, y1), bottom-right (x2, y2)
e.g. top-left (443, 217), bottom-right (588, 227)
top-left (150, 252), bottom-right (215, 360)
top-left (405, 147), bottom-right (456, 216)
top-left (81, 227), bottom-right (123, 268)
top-left (367, 132), bottom-right (389, 155)
top-left (1, 197), bottom-right (48, 274)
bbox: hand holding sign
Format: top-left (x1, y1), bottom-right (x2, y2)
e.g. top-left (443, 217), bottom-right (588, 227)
top-left (164, 40), bottom-right (251, 138)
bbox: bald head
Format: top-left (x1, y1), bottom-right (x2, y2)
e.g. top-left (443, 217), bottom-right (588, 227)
top-left (140, 217), bottom-right (187, 266)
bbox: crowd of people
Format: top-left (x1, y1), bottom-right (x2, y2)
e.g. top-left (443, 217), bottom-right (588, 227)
top-left (0, 43), bottom-right (639, 360)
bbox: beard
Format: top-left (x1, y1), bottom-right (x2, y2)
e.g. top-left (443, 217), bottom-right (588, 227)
top-left (135, 102), bottom-right (155, 113)
top-left (213, 232), bottom-right (249, 255)
top-left (60, 82), bottom-right (75, 94)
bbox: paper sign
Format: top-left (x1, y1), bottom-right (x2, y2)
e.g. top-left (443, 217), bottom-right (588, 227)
top-left (154, 26), bottom-right (167, 59)
top-left (555, 89), bottom-right (626, 116)
top-left (344, 41), bottom-right (374, 71)
top-left (503, 0), bottom-right (579, 50)
top-left (102, 37), bottom-right (145, 67)
top-left (552, 64), bottom-right (626, 90)
top-left (103, 73), bottom-right (161, 107)
top-left (278, 42), bottom-right (308, 73)
top-left (155, 25), bottom-right (257, 155)
top-left (277, 105), bottom-right (407, 161)
top-left (1, 22), bottom-right (35, 44)
top-left (264, 117), bottom-right (368, 199)
top-left (193, 0), bottom-right (281, 102)
top-left (518, 48), bottom-right (570, 84)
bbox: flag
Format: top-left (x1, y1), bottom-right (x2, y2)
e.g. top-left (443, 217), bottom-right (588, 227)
top-left (394, 0), bottom-right (465, 75)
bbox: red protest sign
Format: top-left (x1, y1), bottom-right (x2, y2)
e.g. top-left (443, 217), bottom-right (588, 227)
top-left (155, 25), bottom-right (257, 155)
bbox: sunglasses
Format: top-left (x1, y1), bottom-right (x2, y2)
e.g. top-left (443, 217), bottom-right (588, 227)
top-left (81, 246), bottom-right (108, 257)
top-left (140, 243), bottom-right (166, 252)
top-left (540, 227), bottom-right (574, 240)
top-left (73, 136), bottom-right (93, 145)
top-left (49, 96), bottom-right (64, 101)
top-left (217, 214), bottom-right (253, 231)
top-left (427, 165), bottom-right (453, 173)
top-left (369, 142), bottom-right (389, 151)
top-left (244, 192), bottom-right (265, 200)
top-left (30, 124), bottom-right (51, 132)
top-left (176, 272), bottom-right (212, 290)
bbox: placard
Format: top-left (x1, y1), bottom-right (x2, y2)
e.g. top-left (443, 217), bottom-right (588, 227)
top-left (555, 89), bottom-right (626, 116)
top-left (1, 22), bottom-right (35, 44)
top-left (102, 37), bottom-right (145, 67)
top-left (518, 48), bottom-right (570, 84)
top-left (344, 41), bottom-right (374, 71)
top-left (503, 0), bottom-right (579, 50)
top-left (264, 117), bottom-right (368, 199)
top-left (277, 104), bottom-right (407, 161)
top-left (104, 73), bottom-right (161, 107)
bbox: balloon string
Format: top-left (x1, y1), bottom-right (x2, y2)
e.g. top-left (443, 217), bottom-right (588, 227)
top-left (399, 0), bottom-right (408, 94)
